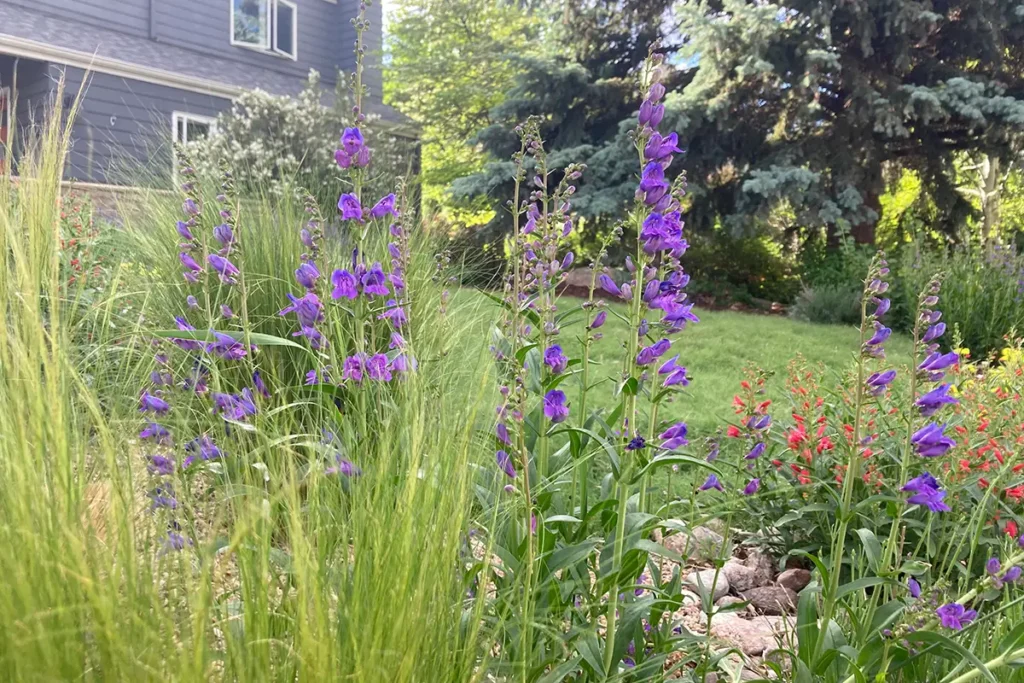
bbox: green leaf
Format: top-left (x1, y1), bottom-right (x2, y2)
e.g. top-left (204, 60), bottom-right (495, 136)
top-left (633, 454), bottom-right (723, 482)
top-left (545, 515), bottom-right (582, 524)
top-left (835, 576), bottom-right (892, 600)
top-left (536, 656), bottom-right (582, 683)
top-left (632, 538), bottom-right (685, 565)
top-left (556, 427), bottom-right (620, 479)
top-left (547, 539), bottom-right (599, 575)
top-left (899, 559), bottom-right (931, 576)
top-left (150, 329), bottom-right (307, 350)
top-left (796, 587), bottom-right (818, 666)
top-left (854, 528), bottom-right (882, 572)
top-left (903, 631), bottom-right (997, 683)
top-left (576, 632), bottom-right (604, 675)
top-left (1000, 622), bottom-right (1024, 654)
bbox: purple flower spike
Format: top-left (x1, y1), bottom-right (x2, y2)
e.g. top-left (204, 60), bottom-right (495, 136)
top-left (496, 449), bottom-right (516, 478)
top-left (338, 193), bottom-right (364, 222)
top-left (699, 474), bottom-right (724, 492)
top-left (911, 423), bottom-right (956, 458)
top-left (658, 354), bottom-right (690, 387)
top-left (543, 390), bottom-right (569, 423)
top-left (213, 223), bottom-right (234, 249)
top-left (590, 310), bottom-right (607, 330)
top-left (278, 292), bottom-right (324, 328)
top-left (901, 471), bottom-right (951, 512)
top-left (544, 345), bottom-right (569, 374)
top-left (866, 369), bottom-right (897, 396)
top-left (742, 479), bottom-right (760, 496)
top-left (636, 338), bottom-right (671, 366)
top-left (147, 454), bottom-right (175, 476)
top-left (659, 422), bottom-right (689, 450)
top-left (907, 577), bottom-right (921, 598)
top-left (370, 193), bottom-right (399, 219)
top-left (331, 269), bottom-right (359, 300)
top-left (366, 353), bottom-right (393, 382)
top-left (1004, 566), bottom-right (1022, 583)
top-left (343, 355), bottom-right (365, 384)
top-left (176, 220), bottom-right (195, 241)
top-left (872, 297), bottom-right (890, 317)
top-left (140, 422), bottom-right (171, 443)
top-left (936, 603), bottom-right (977, 631)
top-left (182, 198), bottom-right (200, 216)
top-left (865, 323), bottom-right (892, 347)
top-left (180, 252), bottom-right (203, 274)
top-left (206, 331), bottom-right (247, 360)
top-left (378, 299), bottom-right (408, 328)
top-left (987, 557), bottom-right (1001, 575)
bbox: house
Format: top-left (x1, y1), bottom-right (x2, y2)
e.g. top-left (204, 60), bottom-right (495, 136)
top-left (0, 0), bottom-right (409, 184)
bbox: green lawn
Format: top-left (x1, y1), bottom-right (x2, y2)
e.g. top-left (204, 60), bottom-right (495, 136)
top-left (468, 292), bottom-right (913, 438)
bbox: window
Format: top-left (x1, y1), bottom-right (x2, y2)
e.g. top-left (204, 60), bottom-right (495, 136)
top-left (173, 112), bottom-right (217, 146)
top-left (230, 0), bottom-right (298, 60)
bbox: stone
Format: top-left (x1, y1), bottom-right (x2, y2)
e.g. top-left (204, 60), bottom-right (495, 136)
top-left (776, 568), bottom-right (811, 593)
top-left (716, 595), bottom-right (746, 608)
top-left (742, 586), bottom-right (798, 615)
top-left (662, 526), bottom-right (726, 562)
top-left (684, 568), bottom-right (730, 601)
top-left (723, 560), bottom-right (759, 592)
top-left (742, 549), bottom-right (776, 587)
top-left (711, 615), bottom-right (785, 656)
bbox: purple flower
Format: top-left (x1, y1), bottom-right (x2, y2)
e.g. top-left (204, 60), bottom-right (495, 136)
top-left (331, 269), bottom-right (359, 300)
top-left (866, 370), bottom-right (897, 396)
top-left (699, 474), bottom-right (724, 492)
top-left (936, 603), bottom-right (977, 631)
top-left (278, 292), bottom-right (324, 328)
top-left (496, 422), bottom-right (511, 445)
top-left (139, 391), bottom-right (170, 414)
top-left (294, 326), bottom-right (327, 349)
top-left (176, 220), bottom-right (195, 241)
top-left (743, 479), bottom-right (760, 495)
top-left (253, 371), bottom-right (271, 398)
top-left (338, 193), bottom-right (364, 222)
top-left (745, 442), bottom-right (766, 460)
top-left (636, 338), bottom-right (671, 366)
top-left (544, 345), bottom-right (569, 374)
top-left (370, 193), bottom-right (398, 219)
top-left (919, 351), bottom-right (959, 378)
top-left (915, 384), bottom-right (958, 417)
top-left (627, 436), bottom-right (647, 450)
top-left (366, 354), bottom-right (393, 381)
top-left (205, 331), bottom-right (247, 361)
top-left (661, 301), bottom-right (699, 329)
top-left (140, 422), bottom-right (171, 444)
top-left (748, 414), bottom-right (772, 431)
top-left (340, 126), bottom-right (366, 156)
top-left (543, 390), bottom-right (569, 423)
top-left (644, 132), bottom-right (683, 164)
top-left (1005, 566), bottom-right (1022, 583)
top-left (902, 471), bottom-right (951, 512)
top-left (220, 304), bottom-right (234, 319)
top-left (865, 323), bottom-right (892, 348)
top-left (911, 423), bottom-right (955, 458)
top-left (378, 299), bottom-right (408, 327)
top-left (149, 484), bottom-right (178, 509)
top-left (295, 262), bottom-right (320, 290)
top-left (207, 254), bottom-right (239, 284)
top-left (638, 162), bottom-right (669, 206)
top-left (659, 422), bottom-right (689, 450)
top-left (180, 252), bottom-right (202, 274)
top-left (147, 454), bottom-right (175, 476)
top-left (599, 274), bottom-right (622, 297)
top-left (907, 577), bottom-right (921, 598)
top-left (361, 263), bottom-right (390, 297)
top-left (987, 557), bottom-right (1001, 575)
top-left (326, 454), bottom-right (362, 476)
top-left (638, 99), bottom-right (665, 129)
top-left (186, 295), bottom-right (199, 309)
top-left (496, 449), bottom-right (516, 478)
top-left (639, 212), bottom-right (685, 254)
top-left (658, 355), bottom-right (690, 387)
top-left (182, 198), bottom-right (200, 216)
top-left (872, 297), bottom-right (890, 318)
top-left (343, 355), bottom-right (365, 384)
top-left (922, 322), bottom-right (946, 343)
top-left (589, 310), bottom-right (607, 330)
top-left (213, 223), bottom-right (234, 249)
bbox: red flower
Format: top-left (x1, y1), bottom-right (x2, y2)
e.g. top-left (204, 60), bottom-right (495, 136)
top-left (787, 425), bottom-right (808, 450)
top-left (1007, 520), bottom-right (1019, 538)
top-left (727, 425), bottom-right (742, 438)
top-left (1006, 486), bottom-right (1024, 503)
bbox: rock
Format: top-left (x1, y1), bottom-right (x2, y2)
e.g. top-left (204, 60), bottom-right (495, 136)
top-left (684, 568), bottom-right (730, 601)
top-left (742, 549), bottom-right (776, 587)
top-left (716, 595), bottom-right (746, 608)
top-left (711, 615), bottom-right (785, 656)
top-left (723, 560), bottom-right (759, 592)
top-left (742, 586), bottom-right (798, 615)
top-left (776, 568), bottom-right (811, 593)
top-left (663, 526), bottom-right (726, 562)
top-left (563, 268), bottom-right (594, 288)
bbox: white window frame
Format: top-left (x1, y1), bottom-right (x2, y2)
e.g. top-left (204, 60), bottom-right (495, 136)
top-left (0, 86), bottom-right (11, 167)
top-left (172, 111), bottom-right (218, 147)
top-left (229, 0), bottom-right (298, 61)
top-left (271, 0), bottom-right (298, 61)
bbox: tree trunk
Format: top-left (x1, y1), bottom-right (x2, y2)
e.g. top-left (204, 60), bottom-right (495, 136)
top-left (850, 190), bottom-right (880, 244)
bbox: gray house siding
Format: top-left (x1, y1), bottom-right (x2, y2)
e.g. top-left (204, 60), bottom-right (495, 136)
top-left (0, 0), bottom-right (151, 38)
top-left (59, 66), bottom-right (231, 183)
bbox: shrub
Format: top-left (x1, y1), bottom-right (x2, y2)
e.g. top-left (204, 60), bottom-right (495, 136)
top-left (685, 232), bottom-right (800, 304)
top-left (789, 284), bottom-right (862, 325)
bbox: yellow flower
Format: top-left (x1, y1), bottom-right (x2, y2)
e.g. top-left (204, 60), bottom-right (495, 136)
top-left (955, 347), bottom-right (971, 359)
top-left (948, 384), bottom-right (960, 397)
